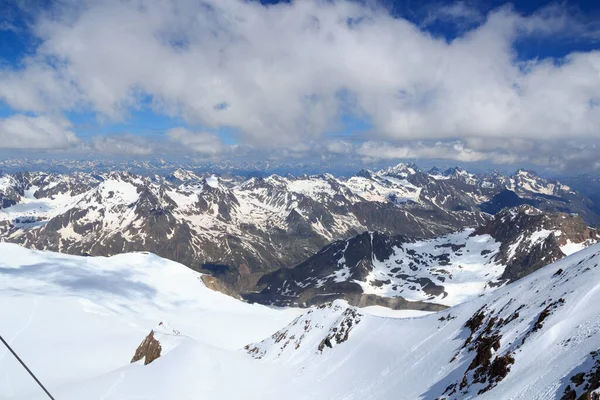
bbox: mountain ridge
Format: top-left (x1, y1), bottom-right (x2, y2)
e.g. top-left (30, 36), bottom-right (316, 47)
top-left (1, 163), bottom-right (599, 297)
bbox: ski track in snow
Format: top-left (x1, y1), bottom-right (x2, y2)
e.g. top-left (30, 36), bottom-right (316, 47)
top-left (100, 371), bottom-right (126, 400)
top-left (0, 297), bottom-right (38, 364)
top-left (0, 297), bottom-right (38, 398)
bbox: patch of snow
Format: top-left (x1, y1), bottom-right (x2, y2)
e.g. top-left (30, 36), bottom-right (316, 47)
top-left (205, 175), bottom-right (219, 188)
top-left (561, 239), bottom-right (593, 256)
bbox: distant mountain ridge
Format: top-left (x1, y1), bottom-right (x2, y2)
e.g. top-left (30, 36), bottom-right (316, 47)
top-left (0, 163), bottom-right (599, 297)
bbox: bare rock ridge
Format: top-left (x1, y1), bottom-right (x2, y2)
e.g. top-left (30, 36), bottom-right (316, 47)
top-left (245, 302), bottom-right (364, 360)
top-left (200, 275), bottom-right (241, 299)
top-left (475, 205), bottom-right (600, 281)
top-left (561, 350), bottom-right (600, 400)
top-left (131, 330), bottom-right (162, 365)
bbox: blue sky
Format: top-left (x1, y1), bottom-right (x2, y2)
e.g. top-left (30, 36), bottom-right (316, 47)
top-left (1, 0), bottom-right (600, 172)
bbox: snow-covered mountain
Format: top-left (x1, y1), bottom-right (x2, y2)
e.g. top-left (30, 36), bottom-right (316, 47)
top-left (0, 164), bottom-right (598, 296)
top-left (0, 166), bottom-right (488, 290)
top-left (4, 241), bottom-right (600, 399)
top-left (242, 243), bottom-right (600, 399)
top-left (249, 205), bottom-right (598, 309)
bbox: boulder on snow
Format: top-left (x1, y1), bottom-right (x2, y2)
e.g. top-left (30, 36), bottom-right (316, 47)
top-left (131, 330), bottom-right (162, 365)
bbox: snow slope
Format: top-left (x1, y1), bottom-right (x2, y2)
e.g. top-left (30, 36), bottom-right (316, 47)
top-left (246, 244), bottom-right (600, 399)
top-left (0, 244), bottom-right (297, 399)
top-left (4, 243), bottom-right (600, 399)
top-left (357, 229), bottom-right (503, 305)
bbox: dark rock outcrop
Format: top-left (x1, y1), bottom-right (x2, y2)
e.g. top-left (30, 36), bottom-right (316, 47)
top-left (131, 330), bottom-right (162, 365)
top-left (475, 205), bottom-right (600, 281)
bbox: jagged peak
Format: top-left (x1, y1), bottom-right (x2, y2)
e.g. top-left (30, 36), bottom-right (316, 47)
top-left (378, 162), bottom-right (418, 177)
top-left (355, 169), bottom-right (374, 179)
top-left (497, 204), bottom-right (543, 220)
top-left (443, 166), bottom-right (467, 175)
top-left (167, 168), bottom-right (200, 182)
top-left (513, 168), bottom-right (538, 177)
top-left (427, 166), bottom-right (442, 175)
top-left (263, 174), bottom-right (289, 187)
top-left (102, 170), bottom-right (143, 184)
top-left (237, 174), bottom-right (286, 190)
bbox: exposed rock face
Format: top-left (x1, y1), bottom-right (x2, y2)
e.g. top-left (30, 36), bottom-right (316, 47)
top-left (343, 293), bottom-right (448, 311)
top-left (245, 231), bottom-right (452, 310)
top-left (131, 330), bottom-right (162, 365)
top-left (245, 302), bottom-right (363, 360)
top-left (317, 308), bottom-right (362, 352)
top-left (479, 189), bottom-right (534, 214)
top-left (247, 205), bottom-right (599, 310)
top-left (200, 275), bottom-right (241, 299)
top-left (0, 174), bottom-right (25, 209)
top-left (475, 205), bottom-right (600, 281)
top-left (561, 350), bottom-right (600, 400)
top-left (443, 295), bottom-right (568, 398)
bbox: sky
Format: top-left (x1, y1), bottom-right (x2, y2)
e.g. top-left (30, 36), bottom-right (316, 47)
top-left (1, 0), bottom-right (600, 172)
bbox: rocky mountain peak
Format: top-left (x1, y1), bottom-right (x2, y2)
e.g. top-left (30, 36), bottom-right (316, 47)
top-left (355, 169), bottom-right (374, 179)
top-left (474, 206), bottom-right (600, 281)
top-left (443, 166), bottom-right (466, 176)
top-left (427, 166), bottom-right (442, 175)
top-left (166, 168), bottom-right (201, 185)
top-left (2, 163), bottom-right (600, 302)
top-left (378, 162), bottom-right (418, 177)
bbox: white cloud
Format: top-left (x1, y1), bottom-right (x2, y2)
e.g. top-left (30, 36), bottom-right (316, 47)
top-left (356, 140), bottom-right (519, 164)
top-left (0, 1), bottom-right (599, 169)
top-left (88, 134), bottom-right (154, 156)
top-left (0, 114), bottom-right (78, 149)
top-left (422, 1), bottom-right (484, 28)
top-left (165, 127), bottom-right (224, 155)
top-left (0, 21), bottom-right (19, 32)
top-left (326, 140), bottom-right (353, 154)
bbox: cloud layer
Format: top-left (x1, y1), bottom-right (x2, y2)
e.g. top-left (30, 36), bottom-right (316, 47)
top-left (0, 115), bottom-right (78, 149)
top-left (1, 0), bottom-right (600, 170)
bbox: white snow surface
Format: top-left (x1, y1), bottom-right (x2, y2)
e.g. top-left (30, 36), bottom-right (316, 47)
top-left (356, 229), bottom-right (503, 306)
top-left (0, 244), bottom-right (298, 399)
top-left (3, 244), bottom-right (600, 399)
top-left (205, 175), bottom-right (219, 188)
top-left (561, 239), bottom-right (594, 256)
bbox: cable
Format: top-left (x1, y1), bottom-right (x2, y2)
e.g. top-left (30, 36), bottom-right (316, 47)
top-left (0, 334), bottom-right (56, 400)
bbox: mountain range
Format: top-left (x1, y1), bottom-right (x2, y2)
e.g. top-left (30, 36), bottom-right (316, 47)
top-left (1, 163), bottom-right (599, 307)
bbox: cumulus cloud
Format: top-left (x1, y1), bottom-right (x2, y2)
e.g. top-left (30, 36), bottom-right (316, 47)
top-left (88, 134), bottom-right (155, 156)
top-left (0, 0), bottom-right (600, 170)
top-left (0, 114), bottom-right (78, 149)
top-left (357, 140), bottom-right (518, 164)
top-left (326, 140), bottom-right (354, 155)
top-left (165, 127), bottom-right (225, 155)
